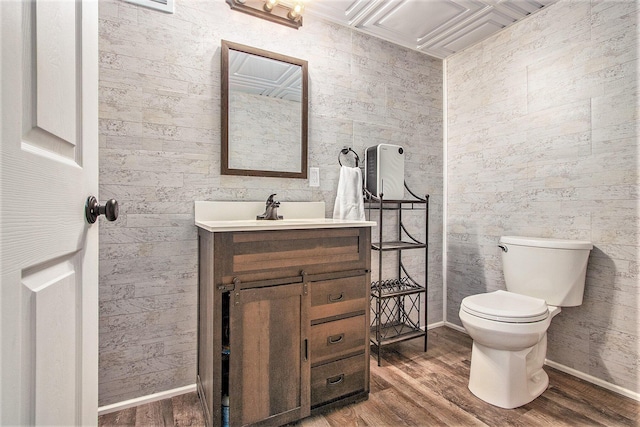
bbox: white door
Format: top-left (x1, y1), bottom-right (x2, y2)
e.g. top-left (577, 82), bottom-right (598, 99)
top-left (1, 0), bottom-right (100, 425)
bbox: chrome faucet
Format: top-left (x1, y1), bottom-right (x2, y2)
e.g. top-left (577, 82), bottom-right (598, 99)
top-left (257, 193), bottom-right (283, 220)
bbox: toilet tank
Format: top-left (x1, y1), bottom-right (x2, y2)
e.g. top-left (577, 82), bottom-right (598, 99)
top-left (500, 236), bottom-right (593, 307)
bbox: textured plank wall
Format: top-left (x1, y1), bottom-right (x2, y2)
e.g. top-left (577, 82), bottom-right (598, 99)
top-left (446, 0), bottom-right (638, 394)
top-left (98, 0), bottom-right (443, 405)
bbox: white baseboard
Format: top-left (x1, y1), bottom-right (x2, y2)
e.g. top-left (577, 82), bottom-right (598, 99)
top-left (440, 324), bottom-right (639, 402)
top-left (98, 384), bottom-right (197, 416)
top-left (544, 359), bottom-right (640, 402)
top-left (443, 321), bottom-right (466, 333)
top-left (426, 321), bottom-right (445, 330)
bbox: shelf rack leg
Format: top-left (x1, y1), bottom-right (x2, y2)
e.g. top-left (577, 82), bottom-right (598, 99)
top-left (424, 194), bottom-right (429, 353)
top-left (377, 195), bottom-right (383, 367)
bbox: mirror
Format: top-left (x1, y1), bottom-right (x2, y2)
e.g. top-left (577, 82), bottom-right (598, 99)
top-left (221, 40), bottom-right (308, 178)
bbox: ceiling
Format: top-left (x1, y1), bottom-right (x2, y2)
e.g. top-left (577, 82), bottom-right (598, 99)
top-left (304, 0), bottom-right (557, 59)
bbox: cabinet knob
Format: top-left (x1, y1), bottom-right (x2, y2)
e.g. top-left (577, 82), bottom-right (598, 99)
top-left (327, 334), bottom-right (344, 345)
top-left (326, 374), bottom-right (344, 386)
top-left (328, 293), bottom-right (344, 303)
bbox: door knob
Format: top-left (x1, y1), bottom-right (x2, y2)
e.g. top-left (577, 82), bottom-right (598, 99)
top-left (85, 196), bottom-right (118, 224)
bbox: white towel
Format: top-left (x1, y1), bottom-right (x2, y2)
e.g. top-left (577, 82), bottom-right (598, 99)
top-left (333, 166), bottom-right (365, 221)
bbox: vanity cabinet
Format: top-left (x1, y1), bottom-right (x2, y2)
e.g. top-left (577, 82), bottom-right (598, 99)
top-left (197, 226), bottom-right (371, 427)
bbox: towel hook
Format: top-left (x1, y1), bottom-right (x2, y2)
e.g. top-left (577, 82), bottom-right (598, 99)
top-left (338, 148), bottom-right (360, 167)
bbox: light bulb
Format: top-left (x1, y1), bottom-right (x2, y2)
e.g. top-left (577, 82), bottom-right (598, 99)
top-left (264, 0), bottom-right (278, 12)
top-left (287, 0), bottom-right (304, 20)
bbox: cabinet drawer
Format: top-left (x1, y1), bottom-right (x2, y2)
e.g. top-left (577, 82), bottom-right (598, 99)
top-left (311, 354), bottom-right (365, 408)
top-left (310, 315), bottom-right (366, 365)
top-left (309, 275), bottom-right (367, 321)
top-left (215, 228), bottom-right (370, 285)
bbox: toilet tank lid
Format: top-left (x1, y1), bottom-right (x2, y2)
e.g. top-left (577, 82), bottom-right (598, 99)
top-left (500, 236), bottom-right (593, 250)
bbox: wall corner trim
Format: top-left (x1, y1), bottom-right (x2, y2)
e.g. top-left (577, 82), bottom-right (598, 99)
top-left (442, 58), bottom-right (448, 326)
top-left (97, 384), bottom-right (197, 416)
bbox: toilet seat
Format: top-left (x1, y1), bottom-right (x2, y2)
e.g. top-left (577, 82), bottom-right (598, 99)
top-left (461, 290), bottom-right (549, 323)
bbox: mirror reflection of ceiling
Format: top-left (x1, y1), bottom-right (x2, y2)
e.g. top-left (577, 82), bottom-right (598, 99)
top-left (304, 0), bottom-right (557, 59)
top-left (229, 49), bottom-right (302, 101)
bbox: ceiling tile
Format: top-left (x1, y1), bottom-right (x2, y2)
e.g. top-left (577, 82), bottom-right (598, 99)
top-left (305, 0), bottom-right (557, 58)
top-left (357, 0), bottom-right (488, 46)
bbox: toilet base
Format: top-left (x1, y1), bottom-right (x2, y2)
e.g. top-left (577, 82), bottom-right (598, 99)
top-left (468, 337), bottom-right (549, 409)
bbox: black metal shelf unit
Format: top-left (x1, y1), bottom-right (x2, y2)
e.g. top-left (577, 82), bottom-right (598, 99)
top-left (365, 184), bottom-right (428, 366)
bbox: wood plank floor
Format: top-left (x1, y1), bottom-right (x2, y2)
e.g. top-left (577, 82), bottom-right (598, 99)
top-left (98, 327), bottom-right (639, 427)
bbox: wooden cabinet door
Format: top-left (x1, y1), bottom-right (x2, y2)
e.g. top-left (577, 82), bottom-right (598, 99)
top-left (229, 283), bottom-right (310, 426)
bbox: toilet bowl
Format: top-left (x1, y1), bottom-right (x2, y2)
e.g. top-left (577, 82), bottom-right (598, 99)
top-left (459, 290), bottom-right (561, 409)
top-left (458, 236), bottom-right (592, 409)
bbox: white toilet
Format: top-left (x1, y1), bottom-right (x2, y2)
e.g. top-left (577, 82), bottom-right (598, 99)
top-left (459, 236), bottom-right (592, 409)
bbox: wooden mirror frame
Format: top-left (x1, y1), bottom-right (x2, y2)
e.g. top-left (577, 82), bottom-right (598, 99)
top-left (221, 40), bottom-right (308, 179)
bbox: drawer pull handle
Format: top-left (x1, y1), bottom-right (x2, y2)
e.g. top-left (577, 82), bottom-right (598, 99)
top-left (327, 374), bottom-right (344, 386)
top-left (328, 293), bottom-right (344, 303)
top-left (327, 334), bottom-right (344, 345)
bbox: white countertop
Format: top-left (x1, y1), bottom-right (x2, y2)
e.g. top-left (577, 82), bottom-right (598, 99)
top-left (195, 218), bottom-right (375, 232)
top-left (195, 201), bottom-right (375, 232)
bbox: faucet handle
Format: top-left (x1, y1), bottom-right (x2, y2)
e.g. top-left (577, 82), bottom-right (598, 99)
top-left (266, 193), bottom-right (277, 205)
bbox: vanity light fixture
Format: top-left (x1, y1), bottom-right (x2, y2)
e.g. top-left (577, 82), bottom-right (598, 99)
top-left (226, 0), bottom-right (304, 29)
